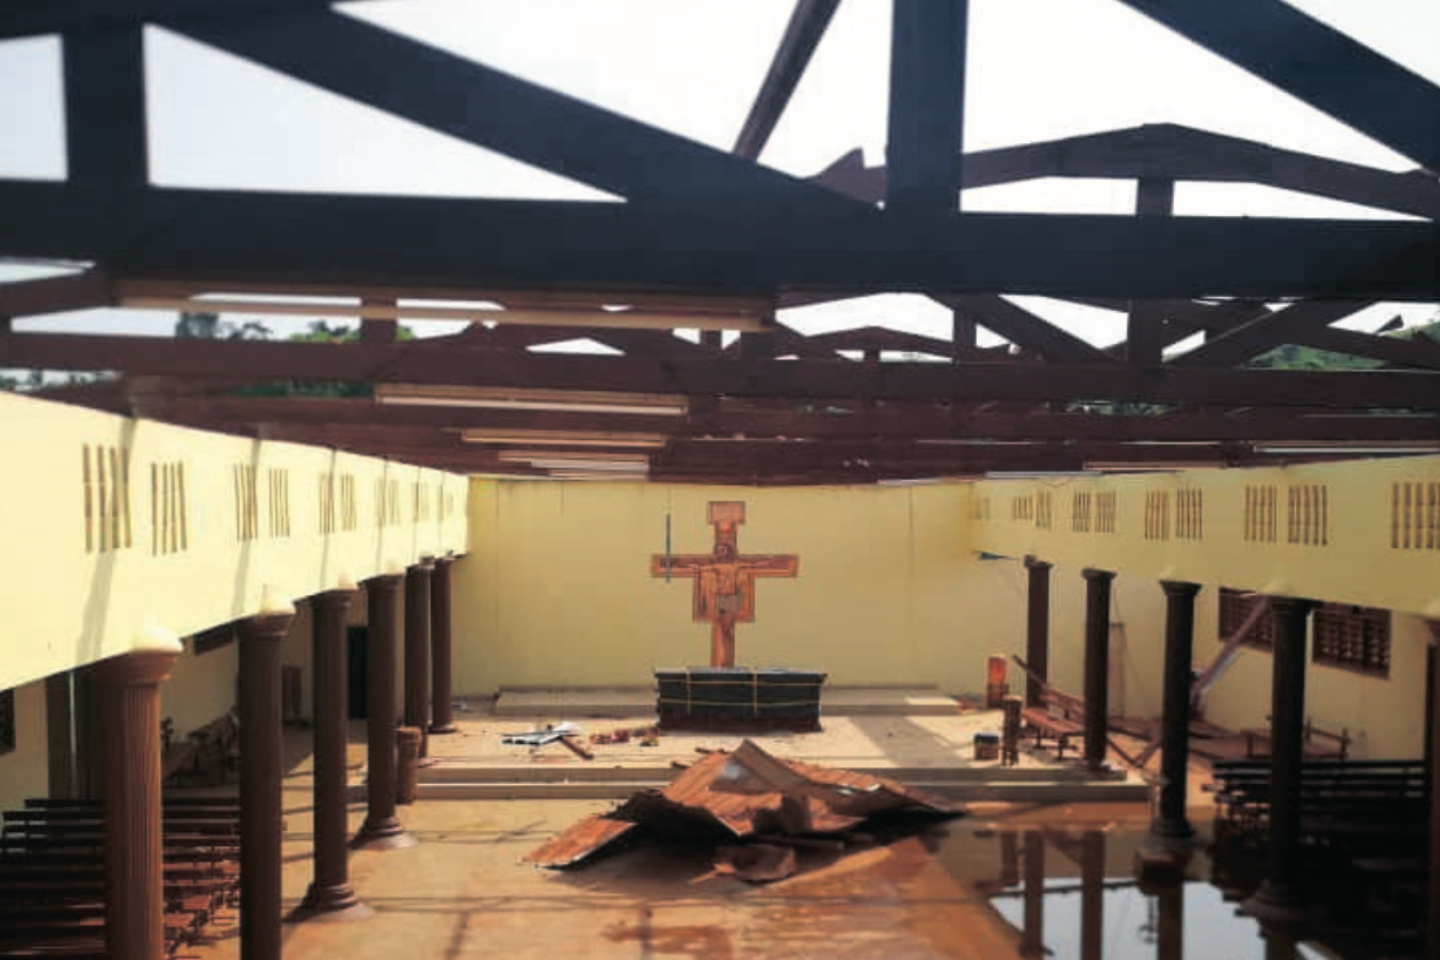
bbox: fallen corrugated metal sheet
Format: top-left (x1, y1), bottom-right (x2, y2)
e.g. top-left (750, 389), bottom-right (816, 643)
top-left (523, 739), bottom-right (962, 873)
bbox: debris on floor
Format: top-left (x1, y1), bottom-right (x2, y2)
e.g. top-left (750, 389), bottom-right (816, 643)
top-left (523, 739), bottom-right (963, 881)
top-left (588, 724), bottom-right (661, 746)
top-left (500, 722), bottom-right (581, 747)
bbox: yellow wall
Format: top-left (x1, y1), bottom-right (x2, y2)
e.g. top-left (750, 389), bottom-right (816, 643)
top-left (162, 638), bottom-right (240, 737)
top-left (454, 479), bottom-right (993, 694)
top-left (0, 391), bottom-right (469, 693)
top-left (0, 681), bottom-right (49, 815)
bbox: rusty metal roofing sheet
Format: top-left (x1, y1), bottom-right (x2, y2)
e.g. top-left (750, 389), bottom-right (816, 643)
top-left (521, 815), bottom-right (638, 868)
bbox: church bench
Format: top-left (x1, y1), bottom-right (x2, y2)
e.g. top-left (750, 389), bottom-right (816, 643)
top-left (1208, 759), bottom-right (1426, 844)
top-left (1019, 688), bottom-right (1085, 760)
top-left (1241, 717), bottom-right (1351, 760)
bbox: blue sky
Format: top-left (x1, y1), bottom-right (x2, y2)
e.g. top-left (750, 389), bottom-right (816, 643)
top-left (1, 0), bottom-right (1437, 346)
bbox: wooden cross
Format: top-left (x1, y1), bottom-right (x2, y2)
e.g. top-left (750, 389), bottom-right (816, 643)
top-left (650, 501), bottom-right (799, 667)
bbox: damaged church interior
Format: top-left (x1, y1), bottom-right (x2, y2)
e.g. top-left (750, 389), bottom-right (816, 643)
top-left (2, 0), bottom-right (1440, 957)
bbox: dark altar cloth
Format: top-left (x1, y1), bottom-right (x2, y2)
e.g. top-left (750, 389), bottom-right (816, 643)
top-left (654, 667), bottom-right (826, 732)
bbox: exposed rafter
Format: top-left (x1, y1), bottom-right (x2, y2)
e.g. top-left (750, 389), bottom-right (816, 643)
top-left (732, 0), bottom-right (842, 160)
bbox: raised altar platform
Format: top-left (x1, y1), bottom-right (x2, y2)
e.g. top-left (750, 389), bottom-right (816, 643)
top-left (491, 684), bottom-right (959, 718)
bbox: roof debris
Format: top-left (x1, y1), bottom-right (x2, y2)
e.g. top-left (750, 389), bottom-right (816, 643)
top-left (523, 739), bottom-right (963, 881)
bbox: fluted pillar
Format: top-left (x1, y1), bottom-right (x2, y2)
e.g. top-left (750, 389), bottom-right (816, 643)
top-left (1154, 580), bottom-right (1201, 842)
top-left (354, 573), bottom-right (412, 849)
top-left (404, 559), bottom-right (434, 758)
top-left (1082, 568), bottom-right (1116, 771)
top-left (94, 644), bottom-right (180, 960)
top-left (238, 600), bottom-right (295, 960)
top-left (429, 556), bottom-right (458, 735)
top-left (1245, 595), bottom-right (1315, 920)
top-left (1024, 556), bottom-right (1052, 708)
top-left (294, 588), bottom-right (368, 921)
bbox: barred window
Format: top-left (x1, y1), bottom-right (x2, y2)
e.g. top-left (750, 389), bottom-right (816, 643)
top-left (0, 689), bottom-right (15, 756)
top-left (1313, 604), bottom-right (1390, 678)
top-left (1219, 587), bottom-right (1273, 650)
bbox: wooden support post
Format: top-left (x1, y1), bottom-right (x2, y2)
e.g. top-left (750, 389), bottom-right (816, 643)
top-left (1154, 580), bottom-right (1201, 842)
top-left (1080, 831), bottom-right (1105, 960)
top-left (1082, 568), bottom-right (1116, 771)
top-left (1002, 695), bottom-right (1022, 766)
top-left (1024, 556), bottom-right (1052, 708)
top-left (886, 0), bottom-right (968, 217)
top-left (1157, 874), bottom-right (1184, 960)
top-left (429, 556), bottom-right (458, 735)
top-left (63, 22), bottom-right (148, 186)
top-left (94, 646), bottom-right (179, 960)
top-left (238, 601), bottom-right (295, 960)
top-left (353, 573), bottom-right (413, 849)
top-left (404, 559), bottom-right (434, 758)
top-left (294, 588), bottom-right (368, 920)
top-left (1244, 595), bottom-right (1315, 920)
top-left (1126, 178), bottom-right (1176, 366)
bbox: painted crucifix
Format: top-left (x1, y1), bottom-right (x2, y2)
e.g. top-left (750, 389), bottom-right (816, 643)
top-left (650, 501), bottom-right (800, 668)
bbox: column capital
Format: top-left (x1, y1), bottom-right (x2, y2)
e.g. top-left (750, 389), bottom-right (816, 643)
top-left (1082, 567), bottom-right (1116, 583)
top-left (410, 556), bottom-right (436, 573)
top-left (1023, 555), bottom-right (1052, 571)
top-left (1159, 580), bottom-right (1202, 598)
top-left (91, 648), bottom-right (179, 689)
top-left (239, 611), bottom-right (294, 642)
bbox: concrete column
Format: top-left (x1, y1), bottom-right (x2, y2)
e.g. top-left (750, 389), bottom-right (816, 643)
top-left (404, 559), bottom-right (434, 758)
top-left (1024, 556), bottom-right (1052, 708)
top-left (45, 671), bottom-right (77, 799)
top-left (1426, 621), bottom-right (1440, 960)
top-left (93, 643), bottom-right (180, 960)
top-left (294, 588), bottom-right (368, 921)
top-left (1246, 595), bottom-right (1315, 920)
top-left (429, 556), bottom-right (458, 735)
top-left (1082, 568), bottom-right (1116, 771)
top-left (354, 573), bottom-right (413, 849)
top-left (1154, 580), bottom-right (1201, 842)
top-left (238, 599), bottom-right (296, 960)
top-left (1021, 831), bottom-right (1045, 959)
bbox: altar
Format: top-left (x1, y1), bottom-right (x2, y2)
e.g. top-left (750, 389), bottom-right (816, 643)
top-left (655, 667), bottom-right (827, 732)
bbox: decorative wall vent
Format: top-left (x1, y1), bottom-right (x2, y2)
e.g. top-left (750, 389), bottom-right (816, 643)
top-left (968, 496), bottom-right (991, 522)
top-left (413, 481), bottom-right (431, 524)
top-left (267, 469), bottom-right (291, 539)
top-left (1011, 495), bottom-right (1034, 522)
top-left (1176, 489), bottom-right (1203, 541)
top-left (1219, 587), bottom-right (1274, 650)
top-left (1244, 485), bottom-right (1278, 543)
top-left (234, 464), bottom-right (258, 542)
top-left (1313, 603), bottom-right (1390, 678)
top-left (340, 475), bottom-right (358, 532)
top-left (318, 473), bottom-right (337, 535)
top-left (1287, 484), bottom-right (1329, 546)
top-left (150, 462), bottom-right (188, 556)
top-left (1035, 491), bottom-right (1052, 530)
top-left (1143, 490), bottom-right (1170, 542)
top-left (1095, 492), bottom-right (1116, 534)
top-left (1391, 480), bottom-right (1440, 550)
top-left (84, 444), bottom-right (133, 554)
top-left (375, 478), bottom-right (402, 528)
top-left (1072, 492), bottom-right (1092, 533)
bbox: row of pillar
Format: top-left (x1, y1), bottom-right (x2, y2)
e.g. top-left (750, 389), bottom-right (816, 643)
top-left (1023, 557), bottom-right (1324, 918)
top-left (85, 554), bottom-right (460, 960)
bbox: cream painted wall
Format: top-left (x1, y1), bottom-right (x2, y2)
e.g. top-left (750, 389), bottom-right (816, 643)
top-left (453, 479), bottom-right (997, 695)
top-left (161, 638), bottom-right (239, 737)
top-left (0, 681), bottom-right (49, 815)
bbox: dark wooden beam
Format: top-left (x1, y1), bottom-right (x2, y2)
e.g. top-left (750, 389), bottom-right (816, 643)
top-left (0, 270), bottom-right (114, 317)
top-left (885, 0), bottom-right (967, 216)
top-left (1115, 0), bottom-right (1440, 172)
top-left (3, 182), bottom-right (1438, 299)
top-left (0, 0), bottom-right (332, 39)
top-left (8, 330), bottom-right (1440, 409)
top-left (732, 0), bottom-right (842, 160)
top-left (1169, 300), bottom-right (1376, 367)
top-left (814, 123), bottom-right (1440, 218)
top-left (63, 22), bottom-right (147, 186)
top-left (1293, 326), bottom-right (1440, 372)
top-left (1125, 179), bottom-right (1176, 366)
top-left (942, 295), bottom-right (1115, 363)
top-left (166, 7), bottom-right (849, 216)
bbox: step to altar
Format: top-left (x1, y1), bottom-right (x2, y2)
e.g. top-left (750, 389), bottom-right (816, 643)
top-left (491, 685), bottom-right (961, 718)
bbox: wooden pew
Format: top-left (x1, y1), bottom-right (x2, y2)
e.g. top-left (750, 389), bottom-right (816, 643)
top-left (1019, 687), bottom-right (1085, 760)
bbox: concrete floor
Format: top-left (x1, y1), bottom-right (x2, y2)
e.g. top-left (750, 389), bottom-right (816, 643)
top-left (179, 709), bottom-right (1219, 960)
